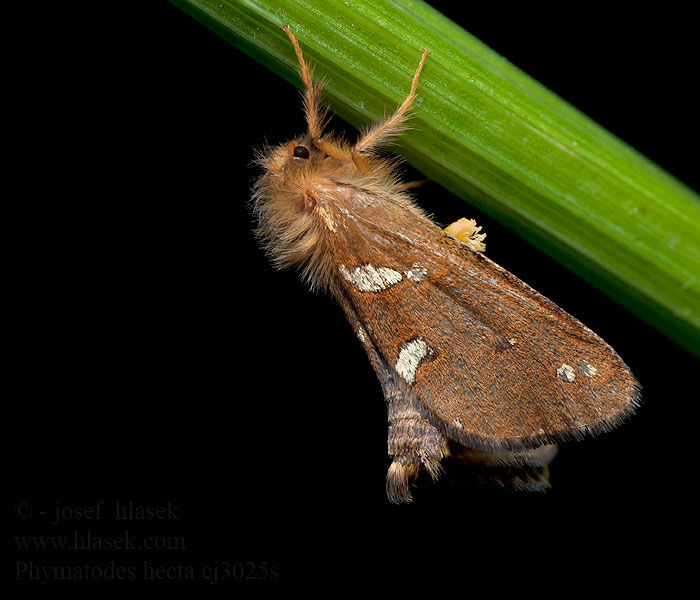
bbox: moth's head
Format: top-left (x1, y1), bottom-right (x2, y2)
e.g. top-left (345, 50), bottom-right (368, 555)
top-left (253, 134), bottom-right (328, 213)
top-left (265, 138), bottom-right (316, 170)
top-left (257, 135), bottom-right (324, 183)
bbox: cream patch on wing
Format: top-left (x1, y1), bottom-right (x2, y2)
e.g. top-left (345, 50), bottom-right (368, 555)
top-left (556, 363), bottom-right (576, 382)
top-left (395, 338), bottom-right (430, 384)
top-left (317, 205), bottom-right (337, 232)
top-left (579, 360), bottom-right (598, 377)
top-left (404, 263), bottom-right (428, 281)
top-left (339, 264), bottom-right (402, 292)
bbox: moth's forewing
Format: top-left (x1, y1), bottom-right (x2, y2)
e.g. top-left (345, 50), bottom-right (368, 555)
top-left (320, 184), bottom-right (640, 452)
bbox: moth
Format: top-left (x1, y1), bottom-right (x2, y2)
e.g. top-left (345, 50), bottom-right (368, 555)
top-left (252, 26), bottom-right (640, 503)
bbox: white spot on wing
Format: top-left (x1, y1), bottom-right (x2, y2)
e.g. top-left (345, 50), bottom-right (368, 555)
top-left (317, 205), bottom-right (336, 232)
top-left (339, 264), bottom-right (402, 292)
top-left (395, 338), bottom-right (429, 384)
top-left (556, 363), bottom-right (576, 382)
top-left (580, 360), bottom-right (598, 377)
top-left (404, 263), bottom-right (428, 281)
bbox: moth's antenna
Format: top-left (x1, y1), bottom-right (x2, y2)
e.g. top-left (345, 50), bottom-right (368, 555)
top-left (282, 25), bottom-right (328, 144)
top-left (355, 48), bottom-right (429, 153)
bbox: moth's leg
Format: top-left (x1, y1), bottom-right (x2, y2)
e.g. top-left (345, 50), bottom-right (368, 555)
top-left (392, 178), bottom-right (428, 192)
top-left (350, 154), bottom-right (429, 184)
top-left (353, 48), bottom-right (430, 153)
top-left (282, 25), bottom-right (346, 159)
top-left (350, 150), bottom-right (373, 175)
top-left (443, 217), bottom-right (487, 252)
top-left (385, 385), bottom-right (450, 503)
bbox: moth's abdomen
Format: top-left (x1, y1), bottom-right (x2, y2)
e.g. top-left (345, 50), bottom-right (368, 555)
top-left (385, 383), bottom-right (450, 503)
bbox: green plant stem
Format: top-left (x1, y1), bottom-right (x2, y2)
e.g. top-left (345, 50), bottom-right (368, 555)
top-left (170, 0), bottom-right (700, 357)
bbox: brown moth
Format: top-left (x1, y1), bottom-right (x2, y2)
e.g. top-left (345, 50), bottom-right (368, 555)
top-left (253, 26), bottom-right (640, 503)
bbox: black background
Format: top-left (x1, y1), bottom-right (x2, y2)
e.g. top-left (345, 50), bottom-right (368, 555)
top-left (9, 1), bottom-right (698, 594)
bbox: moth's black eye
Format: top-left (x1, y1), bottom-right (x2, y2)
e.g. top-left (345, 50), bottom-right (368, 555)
top-left (293, 145), bottom-right (310, 159)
